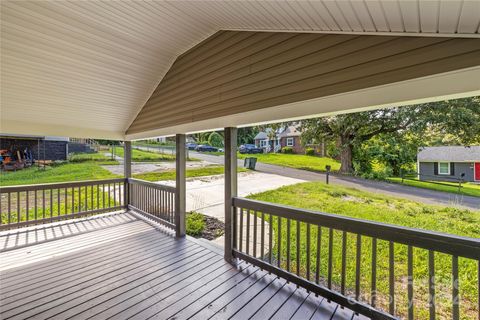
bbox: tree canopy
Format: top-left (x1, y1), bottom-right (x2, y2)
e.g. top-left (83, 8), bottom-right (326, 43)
top-left (301, 97), bottom-right (480, 174)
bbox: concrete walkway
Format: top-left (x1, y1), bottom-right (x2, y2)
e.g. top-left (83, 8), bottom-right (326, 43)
top-left (189, 151), bottom-right (480, 211)
top-left (161, 171), bottom-right (305, 249)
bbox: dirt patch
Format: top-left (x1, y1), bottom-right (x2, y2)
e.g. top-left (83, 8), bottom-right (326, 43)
top-left (196, 213), bottom-right (225, 240)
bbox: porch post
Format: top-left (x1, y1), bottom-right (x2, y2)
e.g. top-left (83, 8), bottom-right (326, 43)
top-left (124, 141), bottom-right (131, 208)
top-left (175, 134), bottom-right (186, 237)
top-left (224, 127), bottom-right (237, 261)
top-left (124, 141), bottom-right (132, 178)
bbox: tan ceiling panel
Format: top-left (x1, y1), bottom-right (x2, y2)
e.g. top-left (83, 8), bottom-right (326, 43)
top-left (127, 31), bottom-right (480, 135)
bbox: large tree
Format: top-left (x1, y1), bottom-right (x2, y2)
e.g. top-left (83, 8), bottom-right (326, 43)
top-left (301, 97), bottom-right (480, 174)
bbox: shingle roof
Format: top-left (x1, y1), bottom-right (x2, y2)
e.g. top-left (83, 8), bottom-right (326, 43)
top-left (278, 126), bottom-right (301, 138)
top-left (417, 146), bottom-right (480, 162)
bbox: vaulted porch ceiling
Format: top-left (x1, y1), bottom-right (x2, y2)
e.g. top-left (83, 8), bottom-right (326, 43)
top-left (1, 1), bottom-right (479, 140)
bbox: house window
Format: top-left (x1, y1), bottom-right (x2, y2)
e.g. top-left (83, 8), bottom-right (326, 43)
top-left (438, 162), bottom-right (450, 175)
top-left (286, 138), bottom-right (294, 146)
top-left (260, 140), bottom-right (267, 147)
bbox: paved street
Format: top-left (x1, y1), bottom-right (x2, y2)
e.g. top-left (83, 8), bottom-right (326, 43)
top-left (189, 151), bottom-right (480, 211)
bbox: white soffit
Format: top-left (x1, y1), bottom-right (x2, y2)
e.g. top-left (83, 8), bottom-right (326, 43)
top-left (1, 0), bottom-right (480, 139)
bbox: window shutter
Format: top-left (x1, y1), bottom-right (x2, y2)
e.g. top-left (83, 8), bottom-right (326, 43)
top-left (434, 162), bottom-right (438, 175)
top-left (450, 162), bottom-right (455, 176)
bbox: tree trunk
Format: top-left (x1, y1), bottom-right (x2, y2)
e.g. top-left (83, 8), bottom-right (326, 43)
top-left (339, 137), bottom-right (354, 174)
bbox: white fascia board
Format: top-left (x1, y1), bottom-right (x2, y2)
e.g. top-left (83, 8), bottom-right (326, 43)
top-left (126, 66), bottom-right (480, 140)
top-left (0, 120), bottom-right (125, 141)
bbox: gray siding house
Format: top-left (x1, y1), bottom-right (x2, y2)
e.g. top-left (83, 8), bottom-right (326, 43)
top-left (417, 146), bottom-right (480, 182)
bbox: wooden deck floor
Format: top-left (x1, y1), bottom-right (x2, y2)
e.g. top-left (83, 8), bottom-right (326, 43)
top-left (0, 212), bottom-right (365, 320)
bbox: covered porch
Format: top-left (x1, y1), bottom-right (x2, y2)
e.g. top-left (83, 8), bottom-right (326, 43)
top-left (1, 1), bottom-right (480, 319)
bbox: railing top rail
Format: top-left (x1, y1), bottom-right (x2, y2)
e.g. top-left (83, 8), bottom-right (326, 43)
top-left (233, 197), bottom-right (480, 260)
top-left (127, 178), bottom-right (176, 192)
top-left (0, 178), bottom-right (127, 193)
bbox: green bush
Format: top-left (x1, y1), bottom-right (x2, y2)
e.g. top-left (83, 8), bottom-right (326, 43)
top-left (305, 147), bottom-right (315, 156)
top-left (208, 131), bottom-right (224, 148)
top-left (186, 212), bottom-right (205, 237)
top-left (282, 147), bottom-right (294, 154)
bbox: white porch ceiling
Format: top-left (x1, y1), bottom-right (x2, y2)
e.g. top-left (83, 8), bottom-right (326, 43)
top-left (1, 0), bottom-right (479, 140)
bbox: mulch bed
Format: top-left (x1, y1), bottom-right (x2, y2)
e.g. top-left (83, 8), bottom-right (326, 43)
top-left (198, 214), bottom-right (225, 240)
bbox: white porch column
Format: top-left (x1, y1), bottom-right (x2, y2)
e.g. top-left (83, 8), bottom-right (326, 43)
top-left (224, 127), bottom-right (238, 261)
top-left (175, 134), bottom-right (186, 237)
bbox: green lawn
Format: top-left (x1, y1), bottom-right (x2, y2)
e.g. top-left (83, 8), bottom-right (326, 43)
top-left (111, 146), bottom-right (177, 162)
top-left (111, 146), bottom-right (199, 162)
top-left (248, 182), bottom-right (479, 319)
top-left (388, 177), bottom-right (480, 198)
top-left (133, 165), bottom-right (247, 182)
top-left (0, 162), bottom-right (120, 186)
top-left (68, 152), bottom-right (119, 165)
top-left (237, 153), bottom-right (340, 172)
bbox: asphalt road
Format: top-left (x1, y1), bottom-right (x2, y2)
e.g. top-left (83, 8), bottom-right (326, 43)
top-left (189, 151), bottom-right (480, 211)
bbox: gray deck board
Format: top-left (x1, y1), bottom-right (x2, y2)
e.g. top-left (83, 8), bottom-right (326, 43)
top-left (0, 212), bottom-right (366, 320)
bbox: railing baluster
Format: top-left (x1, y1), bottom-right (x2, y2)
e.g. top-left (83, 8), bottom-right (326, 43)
top-left (253, 211), bottom-right (257, 258)
top-left (97, 184), bottom-right (100, 210)
top-left (34, 190), bottom-right (38, 221)
top-left (277, 216), bottom-right (281, 268)
top-left (286, 218), bottom-right (291, 272)
top-left (389, 241), bottom-right (395, 315)
top-left (71, 187), bottom-right (75, 213)
top-left (8, 192), bottom-right (11, 225)
top-left (78, 187), bottom-right (81, 211)
top-left (91, 184), bottom-right (94, 210)
top-left (58, 188), bottom-right (61, 217)
top-left (316, 225), bottom-right (321, 284)
top-left (261, 212), bottom-right (265, 259)
top-left (49, 189), bottom-right (53, 221)
top-left (17, 191), bottom-right (20, 224)
top-left (428, 250), bottom-right (435, 320)
top-left (42, 189), bottom-right (45, 219)
top-left (297, 220), bottom-right (300, 276)
top-left (246, 209), bottom-right (250, 255)
top-left (371, 237), bottom-right (377, 307)
top-left (408, 245), bottom-right (414, 320)
top-left (355, 234), bottom-right (361, 300)
top-left (269, 213), bottom-right (273, 264)
top-left (328, 228), bottom-right (333, 289)
top-left (306, 223), bottom-right (311, 281)
top-left (102, 184), bottom-right (105, 208)
top-left (452, 255), bottom-right (459, 320)
top-left (108, 183), bottom-right (111, 208)
top-left (26, 191), bottom-right (29, 222)
top-left (341, 231), bottom-right (347, 294)
top-left (239, 208), bottom-right (243, 252)
top-left (65, 188), bottom-right (68, 215)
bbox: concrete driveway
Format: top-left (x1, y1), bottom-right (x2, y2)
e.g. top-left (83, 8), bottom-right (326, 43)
top-left (161, 171), bottom-right (305, 220)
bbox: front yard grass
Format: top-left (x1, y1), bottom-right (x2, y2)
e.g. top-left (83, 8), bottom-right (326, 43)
top-left (111, 146), bottom-right (177, 162)
top-left (68, 152), bottom-right (119, 165)
top-left (248, 182), bottom-right (479, 319)
top-left (388, 177), bottom-right (480, 198)
top-left (0, 162), bottom-right (120, 186)
top-left (133, 165), bottom-right (248, 182)
top-left (237, 153), bottom-right (340, 172)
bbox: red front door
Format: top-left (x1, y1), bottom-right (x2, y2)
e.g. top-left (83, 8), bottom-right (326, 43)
top-left (475, 163), bottom-right (480, 181)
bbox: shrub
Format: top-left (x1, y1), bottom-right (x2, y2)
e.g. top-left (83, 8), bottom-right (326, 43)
top-left (282, 147), bottom-right (294, 154)
top-left (305, 147), bottom-right (315, 156)
top-left (208, 132), bottom-right (224, 148)
top-left (186, 212), bottom-right (205, 237)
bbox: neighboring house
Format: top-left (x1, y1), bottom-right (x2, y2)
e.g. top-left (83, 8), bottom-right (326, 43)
top-left (0, 134), bottom-right (69, 161)
top-left (278, 126), bottom-right (303, 153)
top-left (254, 126), bottom-right (304, 153)
top-left (417, 146), bottom-right (480, 182)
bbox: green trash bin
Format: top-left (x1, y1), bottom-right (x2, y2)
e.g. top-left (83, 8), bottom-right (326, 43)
top-left (244, 157), bottom-right (257, 170)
